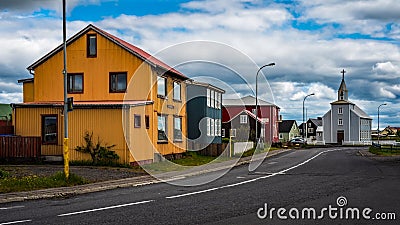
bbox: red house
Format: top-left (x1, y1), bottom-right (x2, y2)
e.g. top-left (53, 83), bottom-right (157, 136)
top-left (222, 95), bottom-right (280, 144)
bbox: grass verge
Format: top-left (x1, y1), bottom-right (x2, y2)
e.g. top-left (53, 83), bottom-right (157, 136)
top-left (369, 146), bottom-right (400, 156)
top-left (0, 171), bottom-right (88, 193)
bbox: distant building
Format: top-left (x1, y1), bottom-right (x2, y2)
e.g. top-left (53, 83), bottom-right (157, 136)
top-left (186, 81), bottom-right (225, 149)
top-left (222, 95), bottom-right (280, 144)
top-left (278, 120), bottom-right (300, 143)
top-left (322, 70), bottom-right (372, 144)
top-left (306, 118), bottom-right (322, 141)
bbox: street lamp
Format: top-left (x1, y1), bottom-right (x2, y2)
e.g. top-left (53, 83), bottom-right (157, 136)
top-left (377, 103), bottom-right (387, 144)
top-left (302, 93), bottom-right (315, 140)
top-left (255, 62), bottom-right (275, 149)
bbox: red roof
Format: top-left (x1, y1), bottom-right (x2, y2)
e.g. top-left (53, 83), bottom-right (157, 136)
top-left (27, 24), bottom-right (187, 80)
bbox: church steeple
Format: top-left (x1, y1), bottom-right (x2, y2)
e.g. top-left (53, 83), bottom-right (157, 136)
top-left (338, 69), bottom-right (348, 101)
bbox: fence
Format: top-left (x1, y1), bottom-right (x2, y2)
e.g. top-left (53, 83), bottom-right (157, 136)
top-left (0, 125), bottom-right (14, 135)
top-left (189, 143), bottom-right (230, 157)
top-left (0, 136), bottom-right (41, 159)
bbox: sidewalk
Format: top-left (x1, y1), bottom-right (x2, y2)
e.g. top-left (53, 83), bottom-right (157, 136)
top-left (0, 148), bottom-right (293, 204)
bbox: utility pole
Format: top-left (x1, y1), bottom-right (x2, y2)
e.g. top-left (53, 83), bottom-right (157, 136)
top-left (62, 0), bottom-right (69, 179)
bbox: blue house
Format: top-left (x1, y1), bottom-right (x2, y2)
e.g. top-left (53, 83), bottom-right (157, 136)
top-left (186, 81), bottom-right (225, 150)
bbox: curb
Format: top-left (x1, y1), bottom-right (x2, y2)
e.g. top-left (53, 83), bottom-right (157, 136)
top-left (0, 148), bottom-right (293, 204)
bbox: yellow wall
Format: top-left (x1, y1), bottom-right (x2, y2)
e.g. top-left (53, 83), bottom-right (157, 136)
top-left (151, 73), bottom-right (187, 156)
top-left (22, 81), bottom-right (34, 103)
top-left (33, 30), bottom-right (152, 102)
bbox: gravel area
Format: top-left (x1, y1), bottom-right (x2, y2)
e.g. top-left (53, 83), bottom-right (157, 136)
top-left (0, 165), bottom-right (148, 182)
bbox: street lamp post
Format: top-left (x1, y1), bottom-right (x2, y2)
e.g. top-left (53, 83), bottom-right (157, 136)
top-left (377, 103), bottom-right (387, 145)
top-left (255, 63), bottom-right (275, 149)
top-left (302, 93), bottom-right (315, 140)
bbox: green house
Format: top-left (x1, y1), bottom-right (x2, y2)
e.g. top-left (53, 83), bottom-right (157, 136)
top-left (279, 120), bottom-right (300, 143)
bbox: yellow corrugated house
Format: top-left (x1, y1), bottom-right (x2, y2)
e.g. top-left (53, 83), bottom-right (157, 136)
top-left (13, 24), bottom-right (188, 165)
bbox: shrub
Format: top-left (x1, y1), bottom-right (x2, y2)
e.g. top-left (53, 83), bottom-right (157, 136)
top-left (75, 131), bottom-right (119, 165)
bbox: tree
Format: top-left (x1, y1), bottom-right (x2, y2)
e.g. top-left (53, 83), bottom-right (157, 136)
top-left (75, 131), bottom-right (119, 164)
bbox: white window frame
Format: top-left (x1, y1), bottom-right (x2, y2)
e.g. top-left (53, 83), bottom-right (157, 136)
top-left (221, 128), bottom-right (226, 138)
top-left (338, 118), bottom-right (343, 125)
top-left (173, 81), bottom-right (181, 101)
top-left (240, 115), bottom-right (248, 124)
top-left (207, 118), bottom-right (211, 136)
top-left (210, 119), bottom-right (215, 137)
top-left (157, 76), bottom-right (167, 97)
top-left (217, 92), bottom-right (221, 109)
top-left (211, 90), bottom-right (215, 108)
top-left (207, 89), bottom-right (210, 107)
top-left (338, 107), bottom-right (343, 114)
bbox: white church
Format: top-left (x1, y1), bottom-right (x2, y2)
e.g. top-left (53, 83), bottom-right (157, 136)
top-left (322, 70), bottom-right (372, 144)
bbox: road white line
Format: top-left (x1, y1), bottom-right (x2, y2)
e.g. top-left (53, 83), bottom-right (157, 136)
top-left (267, 162), bottom-right (278, 165)
top-left (0, 220), bottom-right (32, 225)
top-left (166, 149), bottom-right (341, 199)
top-left (57, 200), bottom-right (154, 217)
top-left (0, 206), bottom-right (25, 210)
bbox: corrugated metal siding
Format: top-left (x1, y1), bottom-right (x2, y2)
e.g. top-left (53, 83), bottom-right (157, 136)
top-left (14, 107), bottom-right (63, 155)
top-left (68, 108), bottom-right (129, 164)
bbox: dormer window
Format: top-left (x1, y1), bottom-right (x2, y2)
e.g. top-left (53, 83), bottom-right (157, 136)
top-left (87, 34), bottom-right (97, 57)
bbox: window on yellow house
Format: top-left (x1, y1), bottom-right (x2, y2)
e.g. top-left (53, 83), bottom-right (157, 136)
top-left (109, 72), bottom-right (127, 93)
top-left (67, 73), bottom-right (83, 93)
top-left (158, 76), bottom-right (167, 98)
top-left (42, 115), bottom-right (57, 144)
top-left (87, 34), bottom-right (97, 57)
top-left (158, 114), bottom-right (168, 142)
top-left (134, 114), bottom-right (141, 128)
top-left (174, 116), bottom-right (182, 142)
top-left (173, 81), bottom-right (181, 101)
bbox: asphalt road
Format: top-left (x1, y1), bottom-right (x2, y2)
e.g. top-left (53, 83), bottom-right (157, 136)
top-left (1, 147), bottom-right (399, 225)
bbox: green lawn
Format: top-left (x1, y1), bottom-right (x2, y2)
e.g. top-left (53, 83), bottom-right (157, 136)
top-left (0, 171), bottom-right (88, 193)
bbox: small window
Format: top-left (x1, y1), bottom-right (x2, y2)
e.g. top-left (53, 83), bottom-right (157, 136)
top-left (338, 118), bottom-right (343, 125)
top-left (67, 73), bottom-right (83, 93)
top-left (240, 115), bottom-right (248, 124)
top-left (230, 129), bottom-right (237, 137)
top-left (279, 133), bottom-right (283, 139)
top-left (210, 119), bottom-right (215, 137)
top-left (42, 115), bottom-right (57, 144)
top-left (308, 128), bottom-right (313, 133)
top-left (158, 114), bottom-right (168, 141)
top-left (87, 34), bottom-right (97, 57)
top-left (207, 89), bottom-right (210, 107)
top-left (207, 118), bottom-right (211, 136)
top-left (211, 90), bottom-right (215, 108)
top-left (173, 82), bottom-right (181, 101)
top-left (216, 119), bottom-right (221, 136)
top-left (134, 114), bottom-right (141, 128)
top-left (252, 108), bottom-right (257, 115)
top-left (214, 119), bottom-right (218, 136)
top-left (157, 76), bottom-right (167, 97)
top-left (145, 115), bottom-right (150, 129)
top-left (110, 72), bottom-right (127, 93)
top-left (221, 129), bottom-right (226, 138)
top-left (338, 107), bottom-right (343, 114)
top-left (217, 92), bottom-right (221, 109)
top-left (174, 117), bottom-right (182, 142)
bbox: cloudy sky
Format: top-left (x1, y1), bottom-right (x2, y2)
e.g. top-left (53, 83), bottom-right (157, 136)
top-left (0, 0), bottom-right (399, 128)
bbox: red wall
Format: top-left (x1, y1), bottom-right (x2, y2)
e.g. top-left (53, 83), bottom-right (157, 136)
top-left (222, 105), bottom-right (280, 143)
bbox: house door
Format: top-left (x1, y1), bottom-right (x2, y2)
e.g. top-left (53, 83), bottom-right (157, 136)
top-left (337, 130), bottom-right (344, 145)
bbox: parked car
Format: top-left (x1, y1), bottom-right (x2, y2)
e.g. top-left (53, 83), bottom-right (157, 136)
top-left (289, 137), bottom-right (307, 145)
